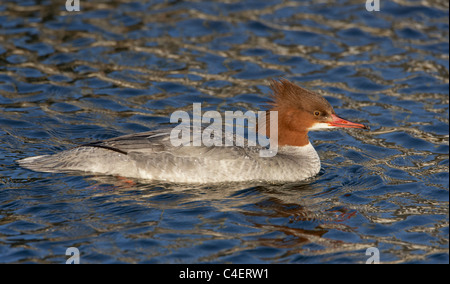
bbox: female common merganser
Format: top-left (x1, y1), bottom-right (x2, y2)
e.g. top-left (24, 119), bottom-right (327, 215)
top-left (18, 79), bottom-right (368, 183)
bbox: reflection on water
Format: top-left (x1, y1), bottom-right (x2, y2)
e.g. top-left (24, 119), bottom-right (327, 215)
top-left (0, 0), bottom-right (448, 263)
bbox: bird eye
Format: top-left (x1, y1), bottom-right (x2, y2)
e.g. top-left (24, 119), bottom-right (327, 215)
top-left (314, 111), bottom-right (321, 116)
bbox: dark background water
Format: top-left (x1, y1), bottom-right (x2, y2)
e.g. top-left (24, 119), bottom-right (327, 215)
top-left (0, 0), bottom-right (448, 263)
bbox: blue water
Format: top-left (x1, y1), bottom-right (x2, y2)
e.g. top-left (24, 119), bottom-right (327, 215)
top-left (0, 0), bottom-right (448, 263)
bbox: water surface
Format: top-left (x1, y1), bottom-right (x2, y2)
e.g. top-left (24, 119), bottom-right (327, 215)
top-left (0, 0), bottom-right (448, 263)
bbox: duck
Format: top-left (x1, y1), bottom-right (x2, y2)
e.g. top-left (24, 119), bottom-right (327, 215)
top-left (18, 79), bottom-right (368, 183)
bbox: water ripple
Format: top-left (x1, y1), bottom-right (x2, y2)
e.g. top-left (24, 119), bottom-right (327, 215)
top-left (0, 0), bottom-right (448, 263)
